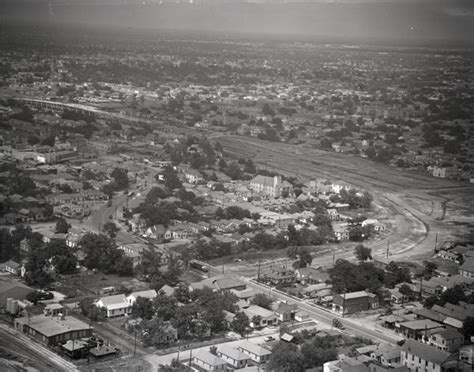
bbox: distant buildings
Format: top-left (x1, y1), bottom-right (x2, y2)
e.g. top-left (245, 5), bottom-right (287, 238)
top-left (249, 175), bottom-right (293, 198)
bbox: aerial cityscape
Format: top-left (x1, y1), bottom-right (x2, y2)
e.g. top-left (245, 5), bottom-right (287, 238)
top-left (0, 0), bottom-right (473, 371)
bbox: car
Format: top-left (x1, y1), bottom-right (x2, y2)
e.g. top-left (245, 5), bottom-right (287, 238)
top-left (264, 336), bottom-right (275, 342)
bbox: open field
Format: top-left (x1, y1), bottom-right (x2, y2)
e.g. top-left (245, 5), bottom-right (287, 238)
top-left (219, 135), bottom-right (474, 266)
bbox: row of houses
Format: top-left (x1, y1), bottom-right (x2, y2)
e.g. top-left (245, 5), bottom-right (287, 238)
top-left (327, 340), bottom-right (474, 372)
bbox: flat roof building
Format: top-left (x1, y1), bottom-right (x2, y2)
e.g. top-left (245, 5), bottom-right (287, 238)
top-left (14, 314), bottom-right (92, 346)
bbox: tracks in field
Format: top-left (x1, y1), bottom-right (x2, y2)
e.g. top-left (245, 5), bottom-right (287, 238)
top-left (220, 136), bottom-right (439, 259)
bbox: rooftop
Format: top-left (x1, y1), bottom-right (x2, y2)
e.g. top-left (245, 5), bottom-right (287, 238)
top-left (237, 340), bottom-right (272, 357)
top-left (401, 339), bottom-right (451, 365)
top-left (17, 314), bottom-right (90, 337)
top-left (218, 344), bottom-right (250, 361)
top-left (193, 350), bottom-right (227, 366)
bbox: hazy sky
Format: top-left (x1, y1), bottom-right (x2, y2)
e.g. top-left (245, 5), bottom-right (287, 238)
top-left (3, 0), bottom-right (473, 45)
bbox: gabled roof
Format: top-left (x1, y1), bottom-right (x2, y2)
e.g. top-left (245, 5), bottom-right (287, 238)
top-left (399, 319), bottom-right (444, 331)
top-left (218, 344), bottom-right (250, 361)
top-left (237, 340), bottom-right (272, 357)
top-left (193, 350), bottom-right (227, 366)
top-left (401, 339), bottom-right (450, 365)
top-left (129, 290), bottom-right (157, 300)
top-left (98, 294), bottom-right (128, 309)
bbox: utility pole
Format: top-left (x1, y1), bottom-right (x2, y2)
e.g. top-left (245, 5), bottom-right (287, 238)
top-left (434, 233), bottom-right (438, 252)
top-left (332, 248), bottom-right (335, 265)
top-left (386, 239), bottom-right (390, 259)
top-left (257, 259), bottom-right (261, 281)
top-left (133, 327), bottom-right (137, 357)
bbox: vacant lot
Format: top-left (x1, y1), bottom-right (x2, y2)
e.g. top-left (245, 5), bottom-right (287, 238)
top-left (219, 135), bottom-right (474, 263)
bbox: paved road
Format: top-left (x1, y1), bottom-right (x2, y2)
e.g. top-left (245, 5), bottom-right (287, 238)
top-left (242, 279), bottom-right (403, 345)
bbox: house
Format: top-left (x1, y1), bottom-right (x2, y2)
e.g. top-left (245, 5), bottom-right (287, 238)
top-left (190, 276), bottom-right (246, 292)
top-left (14, 314), bottom-right (92, 347)
top-left (302, 283), bottom-right (333, 299)
top-left (431, 166), bottom-right (458, 179)
top-left (44, 303), bottom-right (65, 317)
top-left (154, 321), bottom-right (178, 345)
top-left (248, 175), bottom-right (293, 198)
top-left (295, 267), bottom-right (329, 285)
top-left (263, 266), bottom-right (294, 286)
top-left (95, 294), bottom-right (130, 317)
top-left (4, 260), bottom-right (24, 276)
top-left (332, 291), bottom-right (379, 315)
top-left (333, 222), bottom-right (350, 241)
top-left (192, 350), bottom-right (228, 371)
top-left (370, 345), bottom-right (403, 367)
top-left (427, 329), bottom-right (463, 352)
top-left (460, 257), bottom-right (474, 278)
top-left (291, 309), bottom-right (310, 322)
top-left (217, 344), bottom-right (251, 369)
top-left (237, 340), bottom-right (272, 364)
top-left (144, 225), bottom-right (170, 242)
top-left (396, 319), bottom-right (445, 341)
top-left (361, 219), bottom-right (386, 232)
top-left (126, 290), bottom-right (157, 306)
top-left (273, 302), bottom-right (298, 322)
top-left (243, 305), bottom-right (279, 328)
top-left (184, 169), bottom-right (204, 184)
top-left (400, 339), bottom-right (451, 372)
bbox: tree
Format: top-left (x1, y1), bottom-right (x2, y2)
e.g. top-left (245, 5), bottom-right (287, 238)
top-left (0, 229), bottom-right (15, 262)
top-left (262, 103), bottom-right (275, 116)
top-left (110, 168), bottom-right (129, 190)
top-left (422, 261), bottom-right (438, 279)
top-left (154, 292), bottom-right (178, 321)
top-left (79, 233), bottom-right (127, 275)
top-left (103, 221), bottom-right (120, 238)
top-left (439, 284), bottom-right (466, 306)
top-left (80, 298), bottom-right (105, 321)
top-left (354, 244), bottom-right (372, 262)
top-left (462, 316), bottom-right (474, 342)
top-left (349, 225), bottom-right (370, 242)
top-left (267, 342), bottom-right (305, 372)
top-left (131, 297), bottom-right (155, 320)
top-left (297, 248), bottom-right (312, 268)
top-left (162, 166), bottom-right (182, 190)
top-left (55, 218), bottom-right (70, 234)
top-left (231, 312), bottom-right (250, 336)
top-left (226, 162), bottom-right (242, 180)
top-left (251, 315), bottom-right (262, 328)
top-left (250, 293), bottom-right (273, 310)
top-left (399, 284), bottom-right (412, 304)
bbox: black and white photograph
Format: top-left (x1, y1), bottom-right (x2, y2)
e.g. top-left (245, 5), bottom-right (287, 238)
top-left (0, 0), bottom-right (473, 371)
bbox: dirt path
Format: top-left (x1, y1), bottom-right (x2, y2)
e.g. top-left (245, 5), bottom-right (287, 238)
top-left (219, 136), bottom-right (472, 265)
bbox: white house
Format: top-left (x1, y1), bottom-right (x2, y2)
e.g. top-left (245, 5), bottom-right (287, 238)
top-left (192, 350), bottom-right (228, 371)
top-left (237, 340), bottom-right (272, 364)
top-left (126, 290), bottom-right (158, 306)
top-left (96, 294), bottom-right (130, 318)
top-left (217, 344), bottom-right (250, 369)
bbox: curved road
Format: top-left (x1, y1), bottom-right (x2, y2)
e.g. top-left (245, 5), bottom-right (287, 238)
top-left (219, 135), bottom-right (471, 265)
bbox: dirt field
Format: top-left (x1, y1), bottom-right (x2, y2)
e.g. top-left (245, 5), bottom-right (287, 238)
top-left (218, 135), bottom-right (474, 266)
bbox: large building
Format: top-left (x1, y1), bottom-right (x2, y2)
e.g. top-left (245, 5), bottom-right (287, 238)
top-left (14, 314), bottom-right (92, 346)
top-left (333, 291), bottom-right (379, 315)
top-left (400, 339), bottom-right (451, 372)
top-left (249, 175), bottom-right (293, 198)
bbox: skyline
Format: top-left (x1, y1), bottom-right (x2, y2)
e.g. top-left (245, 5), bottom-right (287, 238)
top-left (2, 0), bottom-right (473, 46)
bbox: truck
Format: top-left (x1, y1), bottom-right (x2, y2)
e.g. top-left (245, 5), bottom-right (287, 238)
top-left (190, 260), bottom-right (209, 273)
